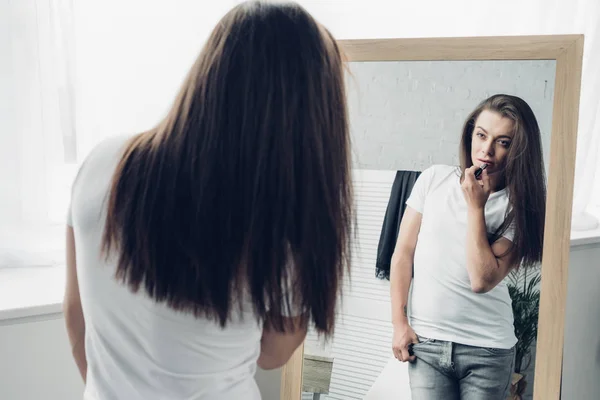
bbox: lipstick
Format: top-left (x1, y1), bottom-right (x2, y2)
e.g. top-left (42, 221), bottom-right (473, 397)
top-left (474, 163), bottom-right (488, 179)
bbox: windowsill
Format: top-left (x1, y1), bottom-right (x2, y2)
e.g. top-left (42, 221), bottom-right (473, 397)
top-left (571, 208), bottom-right (600, 247)
top-left (571, 228), bottom-right (600, 247)
top-left (0, 265), bottom-right (65, 322)
top-left (1, 230), bottom-right (599, 323)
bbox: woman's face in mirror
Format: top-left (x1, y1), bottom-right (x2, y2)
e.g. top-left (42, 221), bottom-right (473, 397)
top-left (471, 109), bottom-right (514, 176)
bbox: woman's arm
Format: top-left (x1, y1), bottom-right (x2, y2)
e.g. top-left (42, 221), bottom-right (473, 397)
top-left (257, 314), bottom-right (307, 370)
top-left (390, 207), bottom-right (422, 362)
top-left (466, 210), bottom-right (517, 293)
top-left (462, 167), bottom-right (518, 293)
top-left (390, 207), bottom-right (421, 328)
top-left (63, 226), bottom-right (87, 382)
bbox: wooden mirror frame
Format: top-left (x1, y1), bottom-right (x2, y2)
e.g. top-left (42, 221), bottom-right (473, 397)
top-left (280, 34), bottom-right (584, 400)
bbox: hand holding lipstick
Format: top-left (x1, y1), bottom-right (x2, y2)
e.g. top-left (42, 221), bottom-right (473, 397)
top-left (461, 164), bottom-right (491, 210)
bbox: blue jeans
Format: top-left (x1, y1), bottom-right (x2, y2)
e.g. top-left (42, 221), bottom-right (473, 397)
top-left (408, 335), bottom-right (515, 400)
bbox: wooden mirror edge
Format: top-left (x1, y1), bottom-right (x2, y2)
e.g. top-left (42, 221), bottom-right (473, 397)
top-left (280, 342), bottom-right (304, 399)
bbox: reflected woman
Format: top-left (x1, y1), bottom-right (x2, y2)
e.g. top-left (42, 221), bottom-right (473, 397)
top-left (390, 94), bottom-right (546, 399)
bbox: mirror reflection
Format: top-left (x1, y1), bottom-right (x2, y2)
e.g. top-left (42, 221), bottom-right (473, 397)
top-left (301, 60), bottom-right (555, 400)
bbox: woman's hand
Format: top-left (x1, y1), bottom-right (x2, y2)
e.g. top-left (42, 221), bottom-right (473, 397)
top-left (461, 166), bottom-right (491, 210)
top-left (392, 323), bottom-right (418, 362)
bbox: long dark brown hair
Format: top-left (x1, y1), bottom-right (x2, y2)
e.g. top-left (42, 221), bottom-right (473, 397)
top-left (102, 1), bottom-right (352, 335)
top-left (459, 94), bottom-right (546, 268)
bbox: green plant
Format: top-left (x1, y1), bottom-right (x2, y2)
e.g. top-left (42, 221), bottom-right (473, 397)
top-left (507, 267), bottom-right (541, 373)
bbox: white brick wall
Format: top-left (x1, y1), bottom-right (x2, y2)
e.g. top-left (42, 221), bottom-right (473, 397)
top-left (347, 60), bottom-right (555, 174)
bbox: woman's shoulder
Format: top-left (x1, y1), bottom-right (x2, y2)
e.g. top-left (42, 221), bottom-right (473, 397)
top-left (425, 164), bottom-right (458, 173)
top-left (421, 164), bottom-right (460, 182)
top-left (89, 134), bottom-right (134, 160)
top-left (71, 134), bottom-right (135, 191)
top-left (83, 134), bottom-right (134, 169)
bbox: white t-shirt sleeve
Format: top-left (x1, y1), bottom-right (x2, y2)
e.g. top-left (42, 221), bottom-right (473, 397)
top-left (277, 268), bottom-right (305, 317)
top-left (66, 201), bottom-right (73, 227)
top-left (66, 169), bottom-right (82, 227)
top-left (405, 166), bottom-right (435, 213)
top-left (65, 136), bottom-right (118, 228)
top-left (65, 150), bottom-right (92, 228)
top-left (66, 163), bottom-right (84, 227)
top-left (265, 258), bottom-right (305, 318)
top-left (66, 166), bottom-right (85, 228)
top-left (500, 220), bottom-right (516, 242)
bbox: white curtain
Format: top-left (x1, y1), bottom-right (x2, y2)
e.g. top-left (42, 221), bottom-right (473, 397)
top-left (1, 0), bottom-right (238, 268)
top-left (0, 0), bottom-right (77, 267)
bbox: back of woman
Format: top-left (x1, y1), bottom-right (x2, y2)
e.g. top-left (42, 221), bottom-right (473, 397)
top-left (70, 135), bottom-right (265, 399)
top-left (63, 2), bottom-right (353, 399)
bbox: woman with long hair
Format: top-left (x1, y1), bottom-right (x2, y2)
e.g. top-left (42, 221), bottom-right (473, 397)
top-left (63, 2), bottom-right (353, 399)
top-left (390, 94), bottom-right (546, 399)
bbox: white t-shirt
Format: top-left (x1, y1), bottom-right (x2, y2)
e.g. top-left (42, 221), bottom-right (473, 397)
top-left (406, 164), bottom-right (517, 349)
top-left (67, 135), bottom-right (271, 400)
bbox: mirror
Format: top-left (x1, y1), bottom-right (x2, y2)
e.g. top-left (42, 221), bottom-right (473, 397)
top-left (281, 35), bottom-right (584, 400)
top-left (302, 59), bottom-right (555, 400)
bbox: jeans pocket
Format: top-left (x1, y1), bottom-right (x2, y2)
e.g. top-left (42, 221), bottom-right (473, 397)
top-left (413, 335), bottom-right (434, 347)
top-left (483, 346), bottom-right (515, 356)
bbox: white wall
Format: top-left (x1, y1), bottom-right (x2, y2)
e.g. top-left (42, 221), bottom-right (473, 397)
top-left (346, 60), bottom-right (555, 172)
top-left (561, 244), bottom-right (600, 399)
top-left (0, 315), bottom-right (83, 400)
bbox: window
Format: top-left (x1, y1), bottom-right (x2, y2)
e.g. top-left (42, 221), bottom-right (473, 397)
top-left (0, 0), bottom-right (76, 268)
